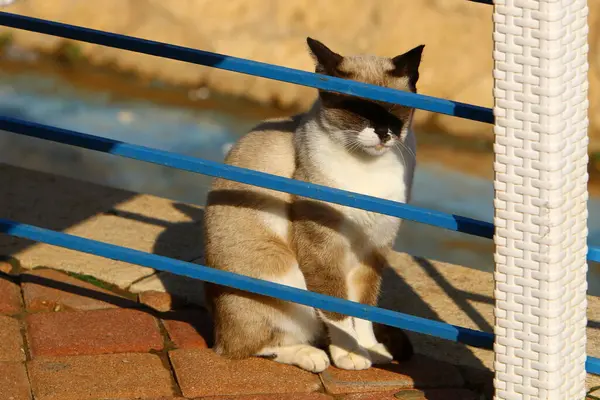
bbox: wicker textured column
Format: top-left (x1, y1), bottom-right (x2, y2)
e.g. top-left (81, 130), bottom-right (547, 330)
top-left (492, 0), bottom-right (589, 398)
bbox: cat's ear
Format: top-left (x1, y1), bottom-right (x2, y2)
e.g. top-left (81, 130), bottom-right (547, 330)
top-left (307, 37), bottom-right (344, 76)
top-left (390, 45), bottom-right (425, 90)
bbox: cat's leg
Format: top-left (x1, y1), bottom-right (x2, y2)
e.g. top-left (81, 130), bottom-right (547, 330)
top-left (212, 287), bottom-right (329, 372)
top-left (350, 261), bottom-right (394, 365)
top-left (320, 312), bottom-right (372, 370)
top-left (254, 266), bottom-right (331, 373)
top-left (355, 318), bottom-right (393, 364)
top-left (292, 201), bottom-right (374, 370)
top-left (294, 245), bottom-right (372, 368)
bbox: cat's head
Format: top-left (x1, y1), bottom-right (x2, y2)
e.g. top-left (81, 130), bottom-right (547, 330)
top-left (307, 37), bottom-right (424, 157)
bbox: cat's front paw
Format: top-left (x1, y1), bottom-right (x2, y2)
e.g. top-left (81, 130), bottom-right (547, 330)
top-left (294, 346), bottom-right (330, 373)
top-left (330, 345), bottom-right (372, 370)
top-left (367, 342), bottom-right (394, 365)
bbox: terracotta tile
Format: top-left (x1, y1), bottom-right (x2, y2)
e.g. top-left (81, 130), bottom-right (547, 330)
top-left (26, 308), bottom-right (163, 358)
top-left (162, 309), bottom-right (213, 349)
top-left (97, 398), bottom-right (186, 400)
top-left (0, 260), bottom-right (13, 274)
top-left (130, 271), bottom-right (207, 308)
top-left (140, 290), bottom-right (176, 312)
top-left (0, 362), bottom-right (31, 400)
top-left (339, 389), bottom-right (478, 399)
top-left (169, 349), bottom-right (322, 398)
top-left (0, 316), bottom-right (25, 362)
top-left (95, 398), bottom-right (186, 400)
top-left (199, 394), bottom-right (334, 399)
top-left (22, 268), bottom-right (137, 312)
top-left (28, 353), bottom-right (174, 400)
top-left (0, 274), bottom-right (22, 315)
top-left (320, 355), bottom-right (464, 394)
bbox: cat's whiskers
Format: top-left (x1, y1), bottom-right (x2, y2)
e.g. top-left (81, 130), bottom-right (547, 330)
top-left (337, 130), bottom-right (363, 154)
top-left (394, 139), bottom-right (416, 160)
top-left (392, 141), bottom-right (408, 167)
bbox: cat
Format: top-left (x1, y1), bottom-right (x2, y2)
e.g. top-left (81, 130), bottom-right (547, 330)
top-left (204, 37), bottom-right (424, 372)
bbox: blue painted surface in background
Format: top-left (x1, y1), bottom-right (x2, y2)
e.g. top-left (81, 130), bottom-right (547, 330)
top-left (1, 70), bottom-right (600, 294)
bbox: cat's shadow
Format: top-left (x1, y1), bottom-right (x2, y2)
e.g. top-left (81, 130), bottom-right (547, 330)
top-left (152, 196), bottom-right (492, 382)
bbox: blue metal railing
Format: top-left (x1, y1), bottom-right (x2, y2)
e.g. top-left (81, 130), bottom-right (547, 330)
top-left (0, 10), bottom-right (598, 374)
top-left (0, 12), bottom-right (493, 124)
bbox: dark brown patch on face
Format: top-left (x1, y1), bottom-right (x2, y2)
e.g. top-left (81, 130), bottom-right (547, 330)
top-left (323, 94), bottom-right (405, 137)
top-left (320, 92), bottom-right (413, 137)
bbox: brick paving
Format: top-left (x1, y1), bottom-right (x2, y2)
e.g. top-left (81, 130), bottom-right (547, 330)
top-left (161, 309), bottom-right (213, 349)
top-left (200, 395), bottom-right (335, 400)
top-left (21, 268), bottom-right (135, 312)
top-left (28, 353), bottom-right (174, 400)
top-left (0, 362), bottom-right (31, 400)
top-left (0, 273), bottom-right (23, 315)
top-left (170, 348), bottom-right (323, 398)
top-left (26, 308), bottom-right (163, 358)
top-left (0, 316), bottom-right (25, 363)
top-left (0, 266), bottom-right (490, 400)
top-left (340, 389), bottom-right (478, 399)
top-left (320, 355), bottom-right (464, 395)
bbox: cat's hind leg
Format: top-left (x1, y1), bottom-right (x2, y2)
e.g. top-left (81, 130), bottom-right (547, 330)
top-left (210, 261), bottom-right (329, 373)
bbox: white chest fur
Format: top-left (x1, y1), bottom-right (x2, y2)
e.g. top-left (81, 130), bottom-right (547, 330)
top-left (307, 130), bottom-right (416, 248)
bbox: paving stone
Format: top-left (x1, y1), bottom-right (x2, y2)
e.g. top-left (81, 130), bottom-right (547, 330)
top-left (98, 398), bottom-right (186, 400)
top-left (199, 394), bottom-right (334, 399)
top-left (0, 274), bottom-right (22, 315)
top-left (129, 271), bottom-right (207, 308)
top-left (0, 362), bottom-right (31, 400)
top-left (26, 308), bottom-right (163, 358)
top-left (0, 316), bottom-right (25, 362)
top-left (339, 389), bottom-right (478, 399)
top-left (0, 260), bottom-right (13, 274)
top-left (169, 349), bottom-right (322, 398)
top-left (22, 268), bottom-right (137, 312)
top-left (96, 398), bottom-right (186, 400)
top-left (140, 290), bottom-right (177, 312)
top-left (10, 193), bottom-right (206, 289)
top-left (162, 309), bottom-right (213, 349)
top-left (320, 355), bottom-right (464, 395)
top-left (28, 353), bottom-right (174, 400)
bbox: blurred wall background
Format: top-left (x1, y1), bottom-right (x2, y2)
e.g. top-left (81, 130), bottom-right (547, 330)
top-left (2, 0), bottom-right (598, 149)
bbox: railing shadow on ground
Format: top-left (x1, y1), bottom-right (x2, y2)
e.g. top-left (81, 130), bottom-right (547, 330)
top-left (0, 160), bottom-right (489, 374)
top-left (0, 270), bottom-right (215, 348)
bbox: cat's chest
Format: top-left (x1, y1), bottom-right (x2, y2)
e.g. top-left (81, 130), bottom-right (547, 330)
top-left (322, 150), bottom-right (409, 203)
top-left (318, 150), bottom-right (411, 246)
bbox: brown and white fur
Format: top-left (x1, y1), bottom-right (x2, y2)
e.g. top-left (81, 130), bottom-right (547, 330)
top-left (204, 38), bottom-right (424, 372)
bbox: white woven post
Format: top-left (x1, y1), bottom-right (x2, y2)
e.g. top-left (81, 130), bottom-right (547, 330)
top-left (492, 0), bottom-right (589, 398)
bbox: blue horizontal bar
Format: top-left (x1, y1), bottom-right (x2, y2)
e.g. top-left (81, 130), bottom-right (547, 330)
top-left (0, 218), bottom-right (493, 348)
top-left (4, 115), bottom-right (600, 263)
top-left (589, 358), bottom-right (600, 375)
top-left (1, 218), bottom-right (597, 375)
top-left (0, 115), bottom-right (495, 239)
top-left (0, 12), bottom-right (494, 124)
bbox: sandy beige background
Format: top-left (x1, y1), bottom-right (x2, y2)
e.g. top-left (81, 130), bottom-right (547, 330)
top-left (1, 0), bottom-right (598, 148)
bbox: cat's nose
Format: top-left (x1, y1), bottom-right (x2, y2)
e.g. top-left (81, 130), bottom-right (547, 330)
top-left (374, 127), bottom-right (390, 141)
